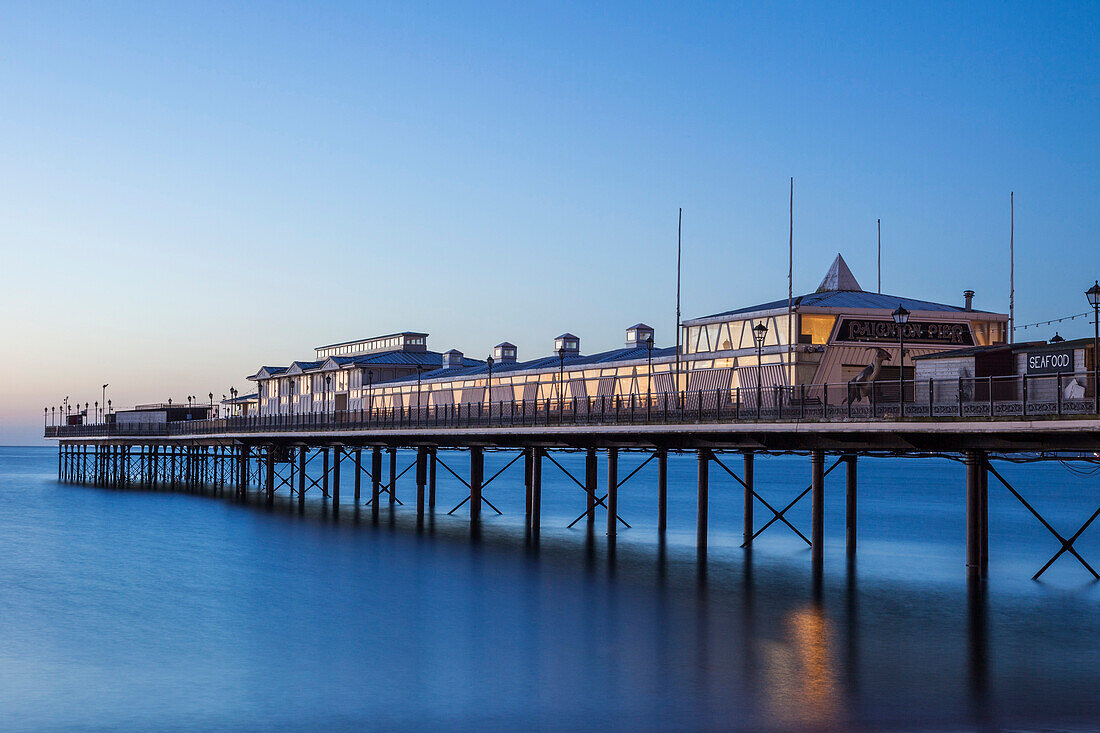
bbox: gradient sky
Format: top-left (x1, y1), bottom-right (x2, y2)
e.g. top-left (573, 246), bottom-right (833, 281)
top-left (2, 1), bottom-right (1098, 444)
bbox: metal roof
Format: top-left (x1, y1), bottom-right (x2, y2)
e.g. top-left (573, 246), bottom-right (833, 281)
top-left (387, 345), bottom-right (678, 385)
top-left (687, 289), bottom-right (1002, 323)
top-left (314, 331), bottom-right (429, 351)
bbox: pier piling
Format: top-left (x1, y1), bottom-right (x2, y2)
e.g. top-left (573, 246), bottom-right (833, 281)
top-left (743, 451), bottom-right (754, 547)
top-left (846, 454), bottom-right (857, 557)
top-left (811, 449), bottom-right (824, 568)
top-left (607, 448), bottom-right (618, 537)
top-left (697, 449), bottom-right (710, 553)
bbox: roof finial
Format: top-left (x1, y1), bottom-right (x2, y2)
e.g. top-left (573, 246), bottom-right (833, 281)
top-left (817, 253), bottom-right (862, 293)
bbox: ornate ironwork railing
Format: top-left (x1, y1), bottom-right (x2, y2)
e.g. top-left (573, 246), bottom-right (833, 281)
top-left (45, 371), bottom-right (1100, 438)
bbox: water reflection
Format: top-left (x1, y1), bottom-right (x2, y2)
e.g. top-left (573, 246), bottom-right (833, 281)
top-left (24, 453), bottom-right (1100, 731)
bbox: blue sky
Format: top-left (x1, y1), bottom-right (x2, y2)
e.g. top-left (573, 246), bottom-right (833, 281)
top-left (1, 1), bottom-right (1098, 443)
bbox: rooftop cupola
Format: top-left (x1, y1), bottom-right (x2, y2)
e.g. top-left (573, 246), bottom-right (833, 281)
top-left (554, 333), bottom-right (580, 356)
top-left (816, 253), bottom-right (862, 293)
top-left (494, 342), bottom-right (518, 364)
top-left (626, 323), bottom-right (654, 348)
top-left (442, 349), bottom-right (464, 368)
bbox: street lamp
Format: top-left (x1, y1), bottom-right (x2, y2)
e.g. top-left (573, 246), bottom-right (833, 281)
top-left (486, 355), bottom-right (494, 419)
top-left (325, 376), bottom-right (332, 415)
top-left (645, 334), bottom-right (654, 420)
top-left (892, 304), bottom-right (911, 417)
top-left (1087, 280), bottom-right (1100, 413)
top-left (107, 399), bottom-right (111, 416)
top-left (43, 407), bottom-right (47, 430)
top-left (753, 321), bottom-right (768, 417)
top-left (367, 370), bottom-right (374, 417)
top-left (101, 384), bottom-right (108, 421)
top-left (557, 349), bottom-right (565, 415)
top-left (416, 365), bottom-right (426, 425)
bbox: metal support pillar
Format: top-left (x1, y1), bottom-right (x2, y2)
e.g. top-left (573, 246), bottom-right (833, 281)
top-left (811, 449), bottom-right (825, 567)
top-left (846, 454), bottom-right (857, 558)
top-left (354, 448), bottom-right (362, 503)
top-left (332, 446), bottom-right (341, 508)
top-left (966, 450), bottom-right (984, 576)
top-left (371, 446), bottom-right (382, 517)
top-left (980, 453), bottom-right (989, 575)
top-left (524, 448), bottom-right (533, 522)
top-left (606, 448), bottom-right (618, 537)
top-left (743, 451), bottom-right (754, 546)
top-left (657, 449), bottom-right (668, 533)
top-left (416, 447), bottom-right (427, 521)
top-left (428, 448), bottom-right (437, 510)
top-left (530, 448), bottom-right (542, 534)
top-left (298, 447), bottom-right (306, 506)
top-left (585, 448), bottom-right (597, 525)
top-left (388, 448), bottom-right (397, 505)
top-left (322, 448), bottom-right (330, 499)
top-left (470, 446), bottom-right (483, 522)
top-left (697, 449), bottom-right (710, 551)
top-left (265, 446), bottom-right (275, 504)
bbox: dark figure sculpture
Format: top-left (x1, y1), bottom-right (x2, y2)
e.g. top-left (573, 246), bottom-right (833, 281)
top-left (846, 348), bottom-right (892, 404)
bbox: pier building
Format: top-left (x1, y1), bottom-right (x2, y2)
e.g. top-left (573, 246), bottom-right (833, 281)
top-left (247, 254), bottom-right (1009, 416)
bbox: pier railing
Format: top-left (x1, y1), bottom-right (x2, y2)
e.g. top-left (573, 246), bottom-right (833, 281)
top-left (45, 371), bottom-right (1099, 438)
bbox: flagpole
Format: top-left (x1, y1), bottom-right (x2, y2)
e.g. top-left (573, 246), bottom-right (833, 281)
top-left (675, 207), bottom-right (682, 394)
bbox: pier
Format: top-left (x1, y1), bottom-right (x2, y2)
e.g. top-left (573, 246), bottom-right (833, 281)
top-left (47, 379), bottom-right (1100, 581)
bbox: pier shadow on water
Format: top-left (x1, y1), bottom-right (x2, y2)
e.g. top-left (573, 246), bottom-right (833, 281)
top-left (4, 446), bottom-right (1100, 730)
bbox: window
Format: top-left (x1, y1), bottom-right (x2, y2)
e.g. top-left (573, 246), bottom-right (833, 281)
top-left (800, 314), bottom-right (836, 345)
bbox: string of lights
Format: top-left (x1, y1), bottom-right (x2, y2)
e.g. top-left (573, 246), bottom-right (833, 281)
top-left (1013, 311), bottom-right (1091, 331)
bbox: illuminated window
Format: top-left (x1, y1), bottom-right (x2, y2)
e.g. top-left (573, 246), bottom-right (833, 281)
top-left (800, 314), bottom-right (837, 345)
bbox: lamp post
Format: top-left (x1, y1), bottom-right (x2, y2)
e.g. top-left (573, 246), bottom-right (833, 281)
top-left (51, 406), bottom-right (55, 426)
top-left (43, 407), bottom-right (47, 430)
top-left (107, 399), bottom-right (111, 417)
top-left (753, 321), bottom-right (768, 417)
top-left (892, 304), bottom-right (911, 417)
top-left (416, 365), bottom-right (425, 425)
top-left (287, 379), bottom-right (295, 417)
top-left (646, 334), bottom-right (654, 421)
top-left (486, 355), bottom-right (494, 419)
top-left (367, 370), bottom-right (374, 417)
top-left (1087, 280), bottom-right (1100, 414)
top-left (557, 350), bottom-right (565, 415)
top-left (101, 384), bottom-right (108, 421)
top-left (325, 376), bottom-right (332, 415)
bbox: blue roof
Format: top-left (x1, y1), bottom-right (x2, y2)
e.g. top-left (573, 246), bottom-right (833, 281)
top-left (388, 345), bottom-right (677, 385)
top-left (690, 289), bottom-right (1000, 322)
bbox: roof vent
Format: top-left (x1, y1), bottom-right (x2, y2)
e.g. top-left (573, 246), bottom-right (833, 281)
top-left (963, 290), bottom-right (975, 311)
top-left (626, 323), bottom-right (654, 348)
top-left (442, 349), bottom-right (464, 368)
top-left (554, 333), bottom-right (580, 356)
top-left (493, 342), bottom-right (517, 364)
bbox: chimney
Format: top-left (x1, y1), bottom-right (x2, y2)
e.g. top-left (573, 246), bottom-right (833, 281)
top-left (554, 333), bottom-right (580, 356)
top-left (963, 290), bottom-right (975, 311)
top-left (494, 342), bottom-right (517, 364)
top-left (625, 323), bottom-right (655, 348)
top-left (442, 349), bottom-right (464, 368)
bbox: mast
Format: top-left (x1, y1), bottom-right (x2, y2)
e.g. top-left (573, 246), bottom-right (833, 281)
top-left (1010, 192), bottom-right (1015, 343)
top-left (877, 218), bottom-right (881, 294)
top-left (675, 207), bottom-right (682, 392)
top-left (787, 177), bottom-right (793, 357)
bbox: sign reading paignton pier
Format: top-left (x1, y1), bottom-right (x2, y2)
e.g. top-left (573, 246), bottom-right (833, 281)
top-left (836, 318), bottom-right (974, 346)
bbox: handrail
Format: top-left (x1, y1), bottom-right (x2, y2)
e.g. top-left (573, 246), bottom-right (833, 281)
top-left (44, 371), bottom-right (1100, 438)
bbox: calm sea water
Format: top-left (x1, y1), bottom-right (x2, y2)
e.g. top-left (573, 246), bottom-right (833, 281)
top-left (2, 445), bottom-right (1100, 731)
